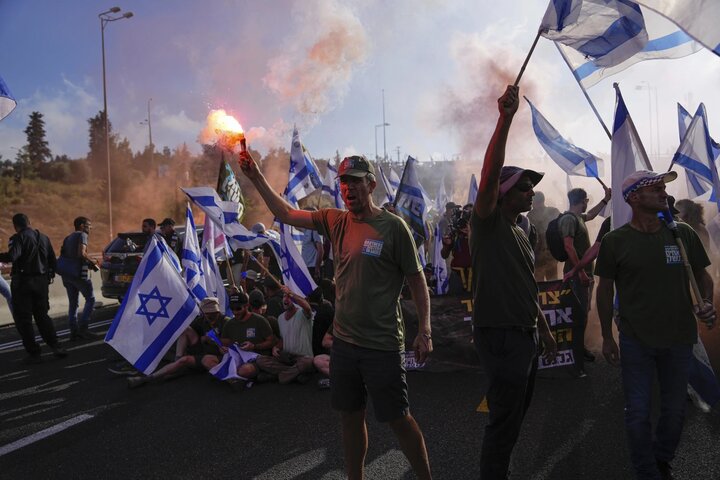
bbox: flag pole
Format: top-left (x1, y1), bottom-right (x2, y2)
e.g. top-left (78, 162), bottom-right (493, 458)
top-left (392, 157), bottom-right (410, 208)
top-left (554, 42), bottom-right (613, 140)
top-left (247, 253), bottom-right (282, 288)
top-left (514, 30), bottom-right (543, 87)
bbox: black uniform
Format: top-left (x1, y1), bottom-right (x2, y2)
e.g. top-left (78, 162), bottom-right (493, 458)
top-left (0, 227), bottom-right (61, 356)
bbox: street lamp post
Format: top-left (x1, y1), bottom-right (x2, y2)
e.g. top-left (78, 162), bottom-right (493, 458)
top-left (635, 81), bottom-right (658, 161)
top-left (382, 89), bottom-right (387, 161)
top-left (375, 123), bottom-right (389, 162)
top-left (99, 6), bottom-right (133, 241)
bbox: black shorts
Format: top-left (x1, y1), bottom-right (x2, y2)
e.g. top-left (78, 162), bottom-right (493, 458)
top-left (330, 338), bottom-right (409, 423)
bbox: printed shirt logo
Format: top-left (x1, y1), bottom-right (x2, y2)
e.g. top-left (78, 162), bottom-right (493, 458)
top-left (247, 327), bottom-right (256, 339)
top-left (665, 245), bottom-right (682, 265)
top-left (362, 239), bottom-right (383, 257)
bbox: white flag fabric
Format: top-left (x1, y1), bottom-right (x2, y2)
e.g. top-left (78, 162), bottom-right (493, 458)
top-left (634, 0), bottom-right (720, 57)
top-left (434, 177), bottom-right (448, 213)
top-left (433, 223), bottom-right (449, 295)
top-left (286, 127), bottom-right (322, 205)
top-left (201, 218), bottom-right (230, 316)
top-left (181, 205), bottom-right (207, 300)
top-left (209, 344), bottom-right (259, 381)
top-left (556, 6), bottom-right (700, 89)
top-left (526, 97), bottom-right (604, 178)
top-left (378, 163), bottom-right (397, 203)
top-left (0, 75), bottom-right (16, 122)
top-left (268, 221), bottom-right (318, 297)
top-left (541, 0), bottom-right (648, 67)
top-left (611, 85), bottom-right (654, 229)
top-left (182, 187), bottom-right (271, 250)
top-left (105, 237), bottom-right (200, 374)
top-left (467, 174), bottom-right (478, 205)
top-left (671, 103), bottom-right (720, 208)
top-left (321, 162), bottom-right (345, 209)
top-left (395, 156), bottom-right (429, 243)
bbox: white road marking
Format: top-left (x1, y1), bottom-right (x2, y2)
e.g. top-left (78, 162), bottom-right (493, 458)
top-left (63, 358), bottom-right (107, 369)
top-left (0, 380), bottom-right (80, 401)
top-left (0, 319), bottom-right (112, 352)
top-left (3, 405), bottom-right (62, 422)
top-left (253, 448), bottom-right (327, 480)
top-left (0, 370), bottom-right (28, 380)
top-left (0, 399), bottom-right (65, 417)
top-left (0, 414), bottom-right (94, 457)
top-left (529, 419), bottom-right (595, 480)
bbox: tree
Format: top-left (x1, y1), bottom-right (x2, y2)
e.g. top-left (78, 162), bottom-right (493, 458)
top-left (22, 111), bottom-right (52, 176)
top-left (87, 110), bottom-right (116, 178)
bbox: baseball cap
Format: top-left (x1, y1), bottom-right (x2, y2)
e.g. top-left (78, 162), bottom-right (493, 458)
top-left (229, 291), bottom-right (249, 309)
top-left (337, 155), bottom-right (375, 178)
top-left (251, 222), bottom-right (266, 234)
top-left (445, 201), bottom-right (458, 210)
top-left (248, 290), bottom-right (266, 308)
top-left (199, 297), bottom-right (221, 314)
top-left (621, 170), bottom-right (677, 201)
top-left (159, 217), bottom-right (175, 227)
top-left (499, 166), bottom-right (544, 197)
top-left (243, 269), bottom-right (259, 281)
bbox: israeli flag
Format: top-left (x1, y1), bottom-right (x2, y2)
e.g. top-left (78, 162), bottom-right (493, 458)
top-left (611, 85), bottom-right (653, 229)
top-left (201, 219), bottom-right (230, 316)
top-left (182, 187), bottom-right (271, 250)
top-left (688, 336), bottom-right (720, 409)
top-left (467, 174), bottom-right (478, 205)
top-left (556, 7), bottom-right (700, 89)
top-left (378, 163), bottom-right (397, 203)
top-left (670, 103), bottom-right (720, 208)
top-left (322, 162), bottom-right (345, 209)
top-left (434, 177), bottom-right (448, 213)
top-left (0, 75), bottom-right (16, 122)
top-left (105, 237), bottom-right (200, 375)
top-left (541, 0), bottom-right (648, 67)
top-left (526, 97), bottom-right (603, 178)
top-left (634, 0), bottom-right (720, 57)
top-left (181, 205), bottom-right (207, 300)
top-left (268, 222), bottom-right (318, 297)
top-left (678, 104), bottom-right (711, 198)
top-left (209, 344), bottom-right (259, 381)
top-left (394, 156), bottom-right (428, 243)
top-left (433, 223), bottom-right (449, 295)
top-left (286, 127), bottom-right (322, 205)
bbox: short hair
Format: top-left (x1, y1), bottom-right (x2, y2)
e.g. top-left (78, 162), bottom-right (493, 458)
top-left (74, 216), bottom-right (90, 230)
top-left (142, 218), bottom-right (156, 228)
top-left (567, 188), bottom-right (587, 206)
top-left (12, 213), bottom-right (29, 228)
top-left (307, 286), bottom-right (324, 304)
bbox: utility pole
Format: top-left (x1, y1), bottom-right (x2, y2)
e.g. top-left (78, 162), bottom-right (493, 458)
top-left (382, 89), bottom-right (387, 162)
top-left (395, 146), bottom-right (401, 164)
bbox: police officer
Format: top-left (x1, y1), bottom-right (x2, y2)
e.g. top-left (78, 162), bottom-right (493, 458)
top-left (0, 213), bottom-right (68, 363)
top-left (158, 217), bottom-right (180, 256)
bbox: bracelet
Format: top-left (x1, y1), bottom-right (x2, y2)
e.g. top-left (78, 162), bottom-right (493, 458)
top-left (420, 332), bottom-right (432, 340)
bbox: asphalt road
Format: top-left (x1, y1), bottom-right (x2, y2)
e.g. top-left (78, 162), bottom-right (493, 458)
top-left (1, 307), bottom-right (719, 480)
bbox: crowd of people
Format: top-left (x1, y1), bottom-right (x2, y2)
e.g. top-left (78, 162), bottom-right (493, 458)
top-left (1, 85), bottom-right (719, 480)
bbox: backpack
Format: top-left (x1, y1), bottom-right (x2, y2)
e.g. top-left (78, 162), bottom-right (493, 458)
top-left (545, 213), bottom-right (577, 262)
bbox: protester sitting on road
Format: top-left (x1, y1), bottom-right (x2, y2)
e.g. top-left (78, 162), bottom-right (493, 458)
top-left (307, 286), bottom-right (334, 356)
top-left (126, 297), bottom-right (230, 388)
top-left (264, 277), bottom-right (284, 319)
top-left (255, 286), bottom-right (315, 384)
top-left (217, 291), bottom-right (276, 386)
top-left (313, 323), bottom-right (333, 389)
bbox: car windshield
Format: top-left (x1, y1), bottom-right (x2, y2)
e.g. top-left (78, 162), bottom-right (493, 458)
top-left (105, 233), bottom-right (149, 253)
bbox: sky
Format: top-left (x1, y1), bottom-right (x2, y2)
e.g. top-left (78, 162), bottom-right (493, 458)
top-left (1, 0), bottom-right (720, 189)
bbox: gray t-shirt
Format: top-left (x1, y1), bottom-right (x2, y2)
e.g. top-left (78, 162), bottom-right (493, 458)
top-left (61, 231), bottom-right (88, 259)
top-left (301, 229), bottom-right (322, 268)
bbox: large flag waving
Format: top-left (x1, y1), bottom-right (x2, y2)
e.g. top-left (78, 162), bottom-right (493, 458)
top-left (217, 154), bottom-right (245, 221)
top-left (378, 163), bottom-right (399, 203)
top-left (321, 162), bottom-right (344, 209)
top-left (200, 218), bottom-right (230, 316)
top-left (526, 97), bottom-right (603, 178)
top-left (286, 127), bottom-right (322, 205)
top-left (634, 0), bottom-right (720, 57)
top-left (0, 75), bottom-right (16, 121)
top-left (268, 222), bottom-right (317, 297)
top-left (105, 236), bottom-right (200, 374)
top-left (677, 104), bottom-right (712, 198)
top-left (181, 205), bottom-right (207, 300)
top-left (611, 85), bottom-right (653, 228)
top-left (394, 156), bottom-right (428, 243)
top-left (541, 0), bottom-right (648, 67)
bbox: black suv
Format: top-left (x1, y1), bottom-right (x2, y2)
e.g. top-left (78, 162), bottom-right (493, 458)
top-left (100, 227), bottom-right (203, 300)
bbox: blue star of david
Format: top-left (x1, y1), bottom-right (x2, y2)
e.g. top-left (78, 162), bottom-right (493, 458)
top-left (136, 286), bottom-right (172, 326)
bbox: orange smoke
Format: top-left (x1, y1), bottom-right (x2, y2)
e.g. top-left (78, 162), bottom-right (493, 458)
top-left (199, 109), bottom-right (246, 153)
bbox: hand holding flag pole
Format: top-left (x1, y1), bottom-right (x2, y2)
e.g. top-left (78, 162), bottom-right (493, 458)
top-left (247, 253), bottom-right (283, 288)
top-left (660, 209), bottom-right (715, 329)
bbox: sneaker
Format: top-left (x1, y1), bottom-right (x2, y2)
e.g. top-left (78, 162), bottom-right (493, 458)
top-left (317, 378), bottom-right (331, 390)
top-left (656, 460), bottom-right (674, 480)
top-left (127, 376), bottom-right (149, 389)
top-left (227, 379), bottom-right (247, 392)
top-left (51, 346), bottom-right (69, 358)
top-left (108, 362), bottom-right (139, 376)
top-left (22, 354), bottom-right (42, 365)
top-left (688, 389), bottom-right (712, 413)
top-left (583, 349), bottom-right (596, 362)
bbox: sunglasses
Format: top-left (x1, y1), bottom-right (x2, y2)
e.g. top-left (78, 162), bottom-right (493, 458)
top-left (512, 182), bottom-right (534, 193)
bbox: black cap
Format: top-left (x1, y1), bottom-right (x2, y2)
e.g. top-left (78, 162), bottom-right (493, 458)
top-left (248, 290), bottom-right (266, 308)
top-left (229, 291), bottom-right (248, 309)
top-left (159, 217), bottom-right (175, 227)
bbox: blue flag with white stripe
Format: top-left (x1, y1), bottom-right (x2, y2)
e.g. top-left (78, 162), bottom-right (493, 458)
top-left (181, 205), bottom-right (207, 300)
top-left (671, 103), bottom-right (720, 208)
top-left (268, 221), bottom-right (318, 297)
top-left (526, 97), bottom-right (603, 178)
top-left (541, 0), bottom-right (648, 67)
top-left (105, 236), bottom-right (200, 375)
top-left (394, 156), bottom-right (428, 243)
top-left (322, 162), bottom-right (345, 209)
top-left (378, 163), bottom-right (397, 203)
top-left (688, 336), bottom-right (720, 409)
top-left (0, 75), bottom-right (16, 122)
top-left (433, 223), bottom-right (449, 295)
top-left (467, 174), bottom-right (478, 205)
top-left (201, 219), bottom-right (230, 316)
top-left (209, 343), bottom-right (259, 381)
top-left (286, 127), bottom-right (322, 205)
top-left (677, 103), bottom-right (711, 199)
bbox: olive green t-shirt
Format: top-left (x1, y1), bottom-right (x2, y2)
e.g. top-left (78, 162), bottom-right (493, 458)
top-left (559, 212), bottom-right (592, 275)
top-left (312, 209), bottom-right (422, 351)
top-left (594, 222), bottom-right (709, 348)
top-left (221, 313), bottom-right (274, 356)
top-left (470, 208), bottom-right (540, 328)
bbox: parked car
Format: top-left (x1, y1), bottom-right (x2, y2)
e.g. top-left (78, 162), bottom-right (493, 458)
top-left (100, 227), bottom-right (204, 300)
